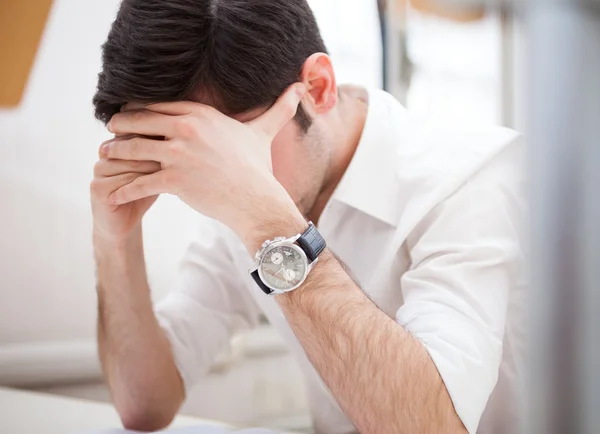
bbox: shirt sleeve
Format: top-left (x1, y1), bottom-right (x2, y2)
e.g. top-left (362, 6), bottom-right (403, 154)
top-left (395, 142), bottom-right (526, 433)
top-left (154, 219), bottom-right (261, 394)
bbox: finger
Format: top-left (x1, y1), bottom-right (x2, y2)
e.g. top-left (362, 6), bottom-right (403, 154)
top-left (108, 110), bottom-right (178, 137)
top-left (144, 101), bottom-right (217, 117)
top-left (94, 158), bottom-right (161, 177)
top-left (249, 83), bottom-right (306, 138)
top-left (121, 102), bottom-right (146, 112)
top-left (97, 135), bottom-right (141, 158)
top-left (100, 136), bottom-right (172, 163)
top-left (90, 172), bottom-right (144, 201)
top-left (110, 171), bottom-right (170, 205)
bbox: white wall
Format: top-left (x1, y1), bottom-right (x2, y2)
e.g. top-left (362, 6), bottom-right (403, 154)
top-left (309, 0), bottom-right (382, 89)
top-left (0, 0), bottom-right (382, 384)
top-left (0, 0), bottom-right (203, 349)
top-left (406, 8), bottom-right (503, 126)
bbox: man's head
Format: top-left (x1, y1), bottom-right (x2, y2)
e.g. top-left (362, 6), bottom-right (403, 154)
top-left (94, 0), bottom-right (340, 215)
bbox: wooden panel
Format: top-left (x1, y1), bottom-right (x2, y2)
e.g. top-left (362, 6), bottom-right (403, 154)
top-left (0, 0), bottom-right (54, 107)
top-left (392, 0), bottom-right (486, 22)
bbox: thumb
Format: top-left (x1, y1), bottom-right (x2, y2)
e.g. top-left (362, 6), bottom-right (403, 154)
top-left (248, 83), bottom-right (307, 138)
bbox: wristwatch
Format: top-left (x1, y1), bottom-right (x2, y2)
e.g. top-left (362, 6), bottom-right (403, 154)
top-left (250, 222), bottom-right (326, 295)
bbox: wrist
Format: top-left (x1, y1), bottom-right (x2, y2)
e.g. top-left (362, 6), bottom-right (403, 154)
top-left (93, 224), bottom-right (149, 296)
top-left (93, 225), bottom-right (143, 261)
top-left (276, 250), bottom-right (366, 311)
top-left (238, 200), bottom-right (307, 256)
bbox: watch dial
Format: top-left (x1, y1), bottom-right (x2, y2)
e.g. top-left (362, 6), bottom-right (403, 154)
top-left (260, 244), bottom-right (307, 291)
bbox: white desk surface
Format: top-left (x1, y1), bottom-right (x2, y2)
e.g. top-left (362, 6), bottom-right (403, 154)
top-left (0, 387), bottom-right (228, 434)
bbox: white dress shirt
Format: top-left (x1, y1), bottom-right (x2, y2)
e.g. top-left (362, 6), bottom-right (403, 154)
top-left (155, 89), bottom-right (526, 434)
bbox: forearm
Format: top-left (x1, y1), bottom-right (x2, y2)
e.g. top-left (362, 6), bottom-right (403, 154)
top-left (95, 226), bottom-right (183, 430)
top-left (277, 251), bottom-right (467, 434)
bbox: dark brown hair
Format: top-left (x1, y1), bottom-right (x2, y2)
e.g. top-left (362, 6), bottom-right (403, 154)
top-left (93, 0), bottom-right (327, 132)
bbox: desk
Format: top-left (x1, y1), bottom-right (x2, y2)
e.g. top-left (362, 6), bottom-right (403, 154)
top-left (0, 387), bottom-right (228, 434)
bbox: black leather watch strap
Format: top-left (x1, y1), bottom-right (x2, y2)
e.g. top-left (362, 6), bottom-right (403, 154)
top-left (296, 222), bottom-right (326, 263)
top-left (251, 269), bottom-right (273, 295)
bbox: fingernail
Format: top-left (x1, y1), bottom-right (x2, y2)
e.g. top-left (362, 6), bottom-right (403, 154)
top-left (101, 143), bottom-right (110, 157)
top-left (109, 193), bottom-right (118, 205)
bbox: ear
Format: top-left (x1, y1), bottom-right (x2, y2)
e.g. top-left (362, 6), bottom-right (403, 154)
top-left (299, 53), bottom-right (338, 116)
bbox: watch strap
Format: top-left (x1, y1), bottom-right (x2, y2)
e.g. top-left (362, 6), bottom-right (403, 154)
top-left (251, 269), bottom-right (273, 295)
top-left (296, 222), bottom-right (326, 263)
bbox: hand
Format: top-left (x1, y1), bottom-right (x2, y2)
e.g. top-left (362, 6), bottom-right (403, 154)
top-left (90, 143), bottom-right (161, 244)
top-left (100, 83), bottom-right (307, 240)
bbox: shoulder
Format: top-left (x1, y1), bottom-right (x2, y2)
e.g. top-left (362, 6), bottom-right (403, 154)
top-left (392, 119), bottom-right (524, 233)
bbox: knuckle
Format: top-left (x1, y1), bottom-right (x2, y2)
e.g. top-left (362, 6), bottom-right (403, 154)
top-left (128, 137), bottom-right (139, 158)
top-left (108, 115), bottom-right (119, 132)
top-left (130, 110), bottom-right (145, 128)
top-left (89, 180), bottom-right (101, 195)
top-left (128, 159), bottom-right (142, 169)
top-left (132, 177), bottom-right (145, 192)
top-left (124, 172), bottom-right (138, 184)
top-left (93, 160), bottom-right (104, 176)
top-left (99, 140), bottom-right (112, 158)
top-left (196, 104), bottom-right (216, 117)
top-left (167, 140), bottom-right (185, 156)
top-left (174, 117), bottom-right (198, 138)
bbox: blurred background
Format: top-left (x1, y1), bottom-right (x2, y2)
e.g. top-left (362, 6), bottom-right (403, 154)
top-left (0, 0), bottom-right (598, 433)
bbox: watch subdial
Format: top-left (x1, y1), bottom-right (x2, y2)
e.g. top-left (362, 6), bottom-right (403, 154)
top-left (270, 252), bottom-right (284, 266)
top-left (283, 269), bottom-right (296, 282)
top-left (260, 245), bottom-right (307, 291)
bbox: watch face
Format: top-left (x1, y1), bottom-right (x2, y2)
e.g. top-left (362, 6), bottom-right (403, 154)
top-left (258, 243), bottom-right (308, 292)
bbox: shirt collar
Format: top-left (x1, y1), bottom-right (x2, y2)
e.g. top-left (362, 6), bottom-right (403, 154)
top-left (329, 89), bottom-right (409, 227)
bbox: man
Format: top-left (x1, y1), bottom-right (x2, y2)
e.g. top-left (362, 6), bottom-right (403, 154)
top-left (91, 1), bottom-right (525, 433)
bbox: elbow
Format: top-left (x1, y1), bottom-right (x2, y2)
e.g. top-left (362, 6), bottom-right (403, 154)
top-left (113, 373), bottom-right (185, 432)
top-left (118, 403), bottom-right (178, 432)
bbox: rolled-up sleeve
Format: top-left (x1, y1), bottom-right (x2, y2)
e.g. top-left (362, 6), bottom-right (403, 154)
top-left (395, 143), bottom-right (525, 433)
top-left (154, 220), bottom-right (260, 393)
